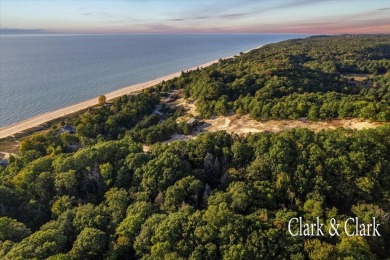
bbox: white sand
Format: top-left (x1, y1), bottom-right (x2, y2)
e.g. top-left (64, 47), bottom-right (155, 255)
top-left (0, 46), bottom-right (261, 139)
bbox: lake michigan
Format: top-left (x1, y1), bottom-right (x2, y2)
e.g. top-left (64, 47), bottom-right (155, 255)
top-left (0, 33), bottom-right (307, 127)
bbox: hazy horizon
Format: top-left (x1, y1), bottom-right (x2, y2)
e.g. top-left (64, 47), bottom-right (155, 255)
top-left (1, 0), bottom-right (389, 35)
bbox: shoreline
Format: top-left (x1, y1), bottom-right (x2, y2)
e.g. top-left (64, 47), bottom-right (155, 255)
top-left (0, 45), bottom-right (262, 139)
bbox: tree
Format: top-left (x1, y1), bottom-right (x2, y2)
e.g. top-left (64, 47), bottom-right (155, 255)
top-left (231, 141), bottom-right (253, 166)
top-left (227, 182), bottom-right (256, 213)
top-left (163, 176), bottom-right (203, 211)
top-left (0, 241), bottom-right (15, 259)
top-left (133, 214), bottom-right (167, 257)
top-left (4, 230), bottom-right (67, 259)
top-left (304, 239), bottom-right (335, 260)
top-left (337, 236), bottom-right (375, 260)
top-left (0, 35), bottom-right (389, 259)
top-left (70, 227), bottom-right (107, 259)
top-left (100, 162), bottom-right (114, 186)
top-left (138, 150), bottom-right (191, 198)
top-left (51, 196), bottom-right (75, 218)
top-left (104, 188), bottom-right (130, 227)
top-left (98, 95), bottom-right (107, 106)
top-left (54, 170), bottom-right (78, 196)
top-left (19, 136), bottom-right (47, 155)
top-left (0, 217), bottom-right (31, 242)
top-left (72, 204), bottom-right (109, 233)
top-left (116, 201), bottom-right (154, 243)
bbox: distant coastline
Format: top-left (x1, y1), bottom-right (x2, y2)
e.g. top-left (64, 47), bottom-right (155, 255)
top-left (0, 45), bottom-right (262, 139)
top-left (2, 34), bottom-right (300, 127)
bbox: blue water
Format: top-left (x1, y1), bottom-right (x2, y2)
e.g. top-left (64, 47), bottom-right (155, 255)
top-left (0, 34), bottom-right (307, 127)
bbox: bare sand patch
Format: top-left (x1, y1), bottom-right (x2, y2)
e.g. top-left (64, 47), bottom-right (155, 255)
top-left (173, 98), bottom-right (199, 121)
top-left (202, 114), bottom-right (382, 135)
top-left (0, 152), bottom-right (16, 160)
top-left (164, 98), bottom-right (384, 146)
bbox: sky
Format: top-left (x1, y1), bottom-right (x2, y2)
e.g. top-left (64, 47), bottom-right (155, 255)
top-left (0, 0), bottom-right (389, 34)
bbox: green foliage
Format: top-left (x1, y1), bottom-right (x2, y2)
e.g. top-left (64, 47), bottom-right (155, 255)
top-left (129, 117), bottom-right (177, 144)
top-left (2, 124), bottom-right (390, 258)
top-left (70, 227), bottom-right (107, 259)
top-left (104, 188), bottom-right (130, 227)
top-left (162, 35), bottom-right (390, 121)
top-left (136, 150), bottom-right (191, 199)
top-left (4, 230), bottom-right (67, 260)
top-left (98, 95), bottom-right (107, 106)
top-left (72, 203), bottom-right (109, 233)
top-left (51, 196), bottom-right (75, 218)
top-left (304, 239), bottom-right (335, 260)
top-left (177, 122), bottom-right (192, 135)
top-left (163, 176), bottom-right (203, 211)
top-left (116, 201), bottom-right (154, 242)
top-left (0, 217), bottom-right (30, 242)
top-left (1, 35), bottom-right (389, 259)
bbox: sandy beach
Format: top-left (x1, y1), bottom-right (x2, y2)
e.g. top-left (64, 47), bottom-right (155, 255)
top-left (0, 46), bottom-right (260, 139)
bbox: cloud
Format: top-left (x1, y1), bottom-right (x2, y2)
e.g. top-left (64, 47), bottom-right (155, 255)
top-left (194, 16), bottom-right (210, 20)
top-left (3, 0), bottom-right (388, 34)
top-left (124, 0), bottom-right (389, 34)
top-left (228, 0), bottom-right (332, 18)
top-left (81, 12), bottom-right (108, 16)
top-left (219, 13), bottom-right (248, 19)
top-left (81, 12), bottom-right (112, 19)
top-left (0, 28), bottom-right (51, 35)
top-left (164, 0), bottom-right (331, 23)
top-left (167, 18), bottom-right (185, 22)
top-left (166, 15), bottom-right (211, 22)
top-left (306, 8), bottom-right (389, 31)
top-left (234, 15), bottom-right (390, 34)
top-left (274, 0), bottom-right (331, 10)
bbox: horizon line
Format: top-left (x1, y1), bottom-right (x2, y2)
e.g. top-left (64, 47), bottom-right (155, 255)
top-left (2, 28), bottom-right (389, 36)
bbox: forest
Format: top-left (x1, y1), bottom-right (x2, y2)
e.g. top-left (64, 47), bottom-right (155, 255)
top-left (156, 34), bottom-right (390, 121)
top-left (0, 35), bottom-right (389, 259)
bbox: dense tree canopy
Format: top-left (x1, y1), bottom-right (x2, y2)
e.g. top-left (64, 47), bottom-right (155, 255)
top-left (0, 35), bottom-right (389, 259)
top-left (156, 35), bottom-right (390, 121)
top-left (1, 124), bottom-right (389, 259)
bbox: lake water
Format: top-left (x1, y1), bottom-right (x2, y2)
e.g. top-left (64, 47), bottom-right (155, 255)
top-left (0, 33), bottom-right (307, 127)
